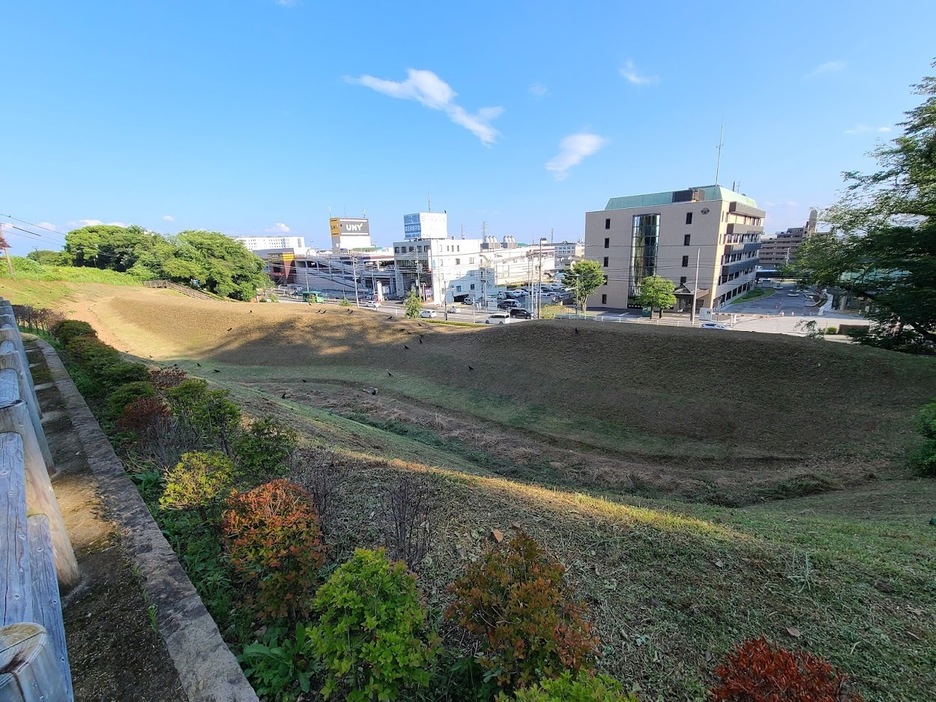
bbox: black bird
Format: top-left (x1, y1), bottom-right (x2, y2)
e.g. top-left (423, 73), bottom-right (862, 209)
top-left (418, 337), bottom-right (422, 344)
top-left (574, 327), bottom-right (580, 335)
top-left (213, 369), bottom-right (221, 373)
top-left (347, 309), bottom-right (353, 314)
top-left (281, 392), bottom-right (289, 399)
top-left (248, 309), bottom-right (252, 313)
top-left (387, 371), bottom-right (393, 377)
top-left (404, 344), bottom-right (410, 350)
top-left (301, 379), bottom-right (307, 383)
top-left (468, 365), bottom-right (474, 371)
top-left (196, 362), bottom-right (201, 367)
top-left (227, 327), bottom-right (233, 331)
top-left (387, 315), bottom-right (394, 321)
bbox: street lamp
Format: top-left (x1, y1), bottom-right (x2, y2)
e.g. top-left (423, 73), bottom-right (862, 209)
top-left (537, 237), bottom-right (547, 318)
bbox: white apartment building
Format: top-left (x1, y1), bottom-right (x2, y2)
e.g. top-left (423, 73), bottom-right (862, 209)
top-left (392, 237), bottom-right (483, 303)
top-left (584, 185), bottom-right (764, 311)
top-left (234, 235), bottom-right (305, 251)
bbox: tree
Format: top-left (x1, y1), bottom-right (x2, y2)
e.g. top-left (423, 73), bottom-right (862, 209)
top-left (637, 275), bottom-right (676, 318)
top-left (160, 231), bottom-right (270, 301)
top-left (26, 249), bottom-right (72, 266)
top-left (790, 63), bottom-right (936, 349)
top-left (64, 224), bottom-right (159, 272)
top-left (404, 288), bottom-right (422, 318)
top-left (562, 259), bottom-right (605, 315)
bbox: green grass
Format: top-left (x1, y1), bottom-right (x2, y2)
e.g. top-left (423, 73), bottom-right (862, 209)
top-left (2, 259), bottom-right (143, 285)
top-left (730, 287), bottom-right (776, 303)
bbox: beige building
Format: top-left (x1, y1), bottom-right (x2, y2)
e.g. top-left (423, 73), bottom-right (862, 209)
top-left (584, 185), bottom-right (765, 312)
top-left (759, 209), bottom-right (818, 269)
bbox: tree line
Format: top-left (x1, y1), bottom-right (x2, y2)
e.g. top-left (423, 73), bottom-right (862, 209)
top-left (28, 225), bottom-right (269, 301)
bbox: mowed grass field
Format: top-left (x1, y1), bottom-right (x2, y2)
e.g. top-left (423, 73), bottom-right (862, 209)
top-left (12, 282), bottom-right (936, 700)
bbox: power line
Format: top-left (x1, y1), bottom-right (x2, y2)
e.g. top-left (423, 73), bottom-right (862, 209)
top-left (0, 214), bottom-right (62, 237)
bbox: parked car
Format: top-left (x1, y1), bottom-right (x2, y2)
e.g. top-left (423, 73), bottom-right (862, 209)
top-left (446, 306), bottom-right (459, 314)
top-left (700, 322), bottom-right (729, 330)
top-left (786, 292), bottom-right (800, 297)
top-left (497, 299), bottom-right (522, 310)
top-left (461, 296), bottom-right (474, 305)
top-left (419, 309), bottom-right (437, 318)
top-left (362, 300), bottom-right (381, 308)
top-left (509, 308), bottom-right (532, 319)
top-left (485, 312), bottom-right (512, 324)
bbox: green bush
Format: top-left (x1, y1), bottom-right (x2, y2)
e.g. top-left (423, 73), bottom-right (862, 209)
top-left (51, 319), bottom-right (97, 345)
top-left (160, 451), bottom-right (235, 518)
top-left (234, 416), bottom-right (298, 483)
top-left (104, 381), bottom-right (156, 421)
top-left (503, 672), bottom-right (638, 701)
top-left (310, 548), bottom-right (438, 701)
top-left (240, 623), bottom-right (319, 702)
top-left (446, 531), bottom-right (598, 692)
top-left (166, 379), bottom-right (240, 454)
top-left (222, 479), bottom-right (325, 625)
top-left (909, 400), bottom-right (936, 476)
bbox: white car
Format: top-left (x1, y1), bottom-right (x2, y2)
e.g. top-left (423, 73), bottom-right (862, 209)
top-left (418, 309), bottom-right (437, 318)
top-left (362, 300), bottom-right (381, 308)
top-left (485, 312), bottom-right (512, 324)
top-left (700, 322), bottom-right (729, 330)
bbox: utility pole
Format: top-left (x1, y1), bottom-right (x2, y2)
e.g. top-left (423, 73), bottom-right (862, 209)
top-left (714, 122), bottom-right (724, 186)
top-left (351, 253), bottom-right (360, 306)
top-left (690, 248), bottom-right (701, 324)
top-left (536, 238), bottom-right (546, 318)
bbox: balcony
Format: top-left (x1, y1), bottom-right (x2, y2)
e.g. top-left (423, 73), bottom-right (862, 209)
top-left (724, 241), bottom-right (762, 255)
top-left (721, 259), bottom-right (758, 277)
top-left (728, 201), bottom-right (767, 219)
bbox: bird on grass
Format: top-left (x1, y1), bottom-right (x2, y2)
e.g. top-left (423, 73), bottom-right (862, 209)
top-left (386, 315), bottom-right (394, 321)
top-left (574, 327), bottom-right (580, 335)
top-left (281, 392), bottom-right (289, 399)
top-left (418, 337), bottom-right (422, 344)
top-left (196, 362), bottom-right (201, 367)
top-left (227, 327), bottom-right (233, 331)
top-left (387, 371), bottom-right (393, 377)
top-left (404, 344), bottom-right (410, 350)
top-left (213, 369), bottom-right (221, 373)
top-left (468, 365), bottom-right (474, 371)
top-left (301, 379), bottom-right (307, 383)
top-left (347, 309), bottom-right (353, 314)
top-left (248, 309), bottom-right (252, 313)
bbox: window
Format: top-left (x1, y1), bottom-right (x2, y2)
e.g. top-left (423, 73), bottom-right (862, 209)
top-left (684, 234), bottom-right (691, 246)
top-left (605, 218), bottom-right (611, 230)
top-left (469, 257), bottom-right (475, 264)
top-left (604, 237), bottom-right (610, 248)
top-left (455, 285), bottom-right (462, 292)
top-left (681, 255), bottom-right (689, 267)
top-left (601, 294), bottom-right (607, 304)
top-left (631, 214), bottom-right (660, 285)
top-left (470, 283), bottom-right (476, 290)
top-left (685, 212), bottom-right (693, 225)
top-left (679, 276), bottom-right (687, 285)
top-left (455, 258), bottom-right (461, 265)
top-left (603, 256), bottom-right (609, 267)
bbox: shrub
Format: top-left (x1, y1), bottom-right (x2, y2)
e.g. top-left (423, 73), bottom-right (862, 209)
top-left (290, 448), bottom-right (348, 530)
top-left (159, 451), bottom-right (235, 518)
top-left (116, 396), bottom-right (173, 460)
top-left (240, 623), bottom-right (319, 702)
top-left (503, 672), bottom-right (638, 701)
top-left (104, 380), bottom-right (156, 421)
top-left (310, 548), bottom-right (438, 701)
top-left (166, 379), bottom-right (240, 454)
top-left (221, 478), bottom-right (324, 624)
top-left (380, 473), bottom-right (432, 570)
top-left (149, 366), bottom-right (188, 390)
top-left (910, 400), bottom-right (936, 476)
top-left (234, 416), bottom-right (298, 482)
top-left (51, 319), bottom-right (97, 345)
top-left (446, 531), bottom-right (598, 692)
top-left (711, 637), bottom-right (863, 702)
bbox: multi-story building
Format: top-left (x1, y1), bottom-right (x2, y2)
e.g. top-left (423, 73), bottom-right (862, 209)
top-left (584, 185), bottom-right (764, 312)
top-left (758, 209), bottom-right (817, 269)
top-left (234, 235), bottom-right (305, 250)
top-left (392, 237), bottom-right (483, 302)
top-left (329, 217), bottom-right (372, 251)
top-left (554, 240), bottom-right (584, 260)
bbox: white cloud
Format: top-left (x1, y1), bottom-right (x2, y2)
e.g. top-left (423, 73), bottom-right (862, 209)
top-left (275, 0), bottom-right (299, 6)
top-left (267, 222), bottom-right (290, 233)
top-left (806, 61), bottom-right (846, 79)
top-left (529, 82), bottom-right (548, 98)
top-left (348, 68), bottom-right (503, 146)
top-left (76, 219), bottom-right (103, 227)
top-left (37, 221), bottom-right (59, 232)
top-left (546, 132), bottom-right (608, 181)
top-left (162, 214), bottom-right (175, 222)
top-left (844, 124), bottom-right (892, 135)
top-left (619, 60), bottom-right (658, 86)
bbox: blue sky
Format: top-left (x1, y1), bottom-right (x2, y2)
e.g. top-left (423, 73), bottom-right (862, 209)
top-left (2, 0), bottom-right (934, 256)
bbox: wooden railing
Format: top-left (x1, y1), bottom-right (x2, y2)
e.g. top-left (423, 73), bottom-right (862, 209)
top-left (143, 279), bottom-right (224, 302)
top-left (0, 298), bottom-right (77, 702)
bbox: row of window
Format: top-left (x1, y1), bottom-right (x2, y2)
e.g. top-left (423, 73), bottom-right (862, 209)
top-left (604, 234), bottom-right (694, 249)
top-left (605, 212), bottom-right (695, 231)
top-left (393, 244), bottom-right (467, 254)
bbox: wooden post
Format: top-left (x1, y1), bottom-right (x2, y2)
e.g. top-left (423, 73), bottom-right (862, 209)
top-left (0, 397), bottom-right (78, 588)
top-left (27, 515), bottom-right (72, 700)
top-left (0, 624), bottom-right (70, 702)
top-left (0, 352), bottom-right (54, 473)
top-left (0, 432), bottom-right (32, 626)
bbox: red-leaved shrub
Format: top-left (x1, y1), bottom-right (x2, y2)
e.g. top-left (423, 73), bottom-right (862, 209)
top-left (221, 479), bottom-right (325, 625)
top-left (446, 531), bottom-right (598, 692)
top-left (711, 637), bottom-right (863, 702)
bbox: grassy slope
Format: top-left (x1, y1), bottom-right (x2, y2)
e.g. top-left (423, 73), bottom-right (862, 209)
top-left (8, 280), bottom-right (936, 700)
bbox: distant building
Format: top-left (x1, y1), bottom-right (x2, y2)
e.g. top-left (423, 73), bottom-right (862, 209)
top-left (758, 209), bottom-right (818, 268)
top-left (330, 217), bottom-right (372, 251)
top-left (585, 185), bottom-right (765, 311)
top-left (234, 235), bottom-right (305, 251)
top-left (553, 240), bottom-right (584, 260)
top-left (392, 237), bottom-right (482, 303)
top-left (403, 212), bottom-right (448, 241)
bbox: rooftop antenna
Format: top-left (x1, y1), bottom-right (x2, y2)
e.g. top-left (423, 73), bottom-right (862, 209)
top-left (714, 122), bottom-right (724, 186)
